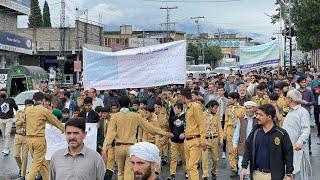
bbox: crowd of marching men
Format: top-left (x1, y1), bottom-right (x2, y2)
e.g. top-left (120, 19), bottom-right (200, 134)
top-left (4, 65), bottom-right (320, 179)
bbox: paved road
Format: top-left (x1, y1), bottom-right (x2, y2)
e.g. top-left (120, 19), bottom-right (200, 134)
top-left (1, 129), bottom-right (320, 180)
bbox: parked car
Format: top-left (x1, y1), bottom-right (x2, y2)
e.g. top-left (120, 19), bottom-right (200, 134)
top-left (8, 90), bottom-right (39, 129)
top-left (14, 90), bottom-right (40, 110)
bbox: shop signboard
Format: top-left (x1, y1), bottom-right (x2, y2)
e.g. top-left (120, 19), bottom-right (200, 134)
top-left (0, 31), bottom-right (33, 55)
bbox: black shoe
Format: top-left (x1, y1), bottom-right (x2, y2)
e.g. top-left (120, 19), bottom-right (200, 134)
top-left (197, 162), bottom-right (202, 169)
top-left (104, 169), bottom-right (113, 180)
top-left (35, 174), bottom-right (42, 180)
top-left (211, 171), bottom-right (217, 180)
top-left (202, 177), bottom-right (209, 180)
top-left (230, 171), bottom-right (238, 178)
top-left (167, 174), bottom-right (175, 180)
top-left (185, 173), bottom-right (189, 179)
top-left (211, 174), bottom-right (217, 180)
top-left (162, 159), bottom-right (168, 166)
top-left (177, 160), bottom-right (183, 166)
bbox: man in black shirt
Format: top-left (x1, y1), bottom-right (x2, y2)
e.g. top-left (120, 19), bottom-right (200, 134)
top-left (241, 104), bottom-right (293, 180)
top-left (167, 103), bottom-right (186, 180)
top-left (78, 97), bottom-right (100, 123)
top-left (0, 88), bottom-right (18, 155)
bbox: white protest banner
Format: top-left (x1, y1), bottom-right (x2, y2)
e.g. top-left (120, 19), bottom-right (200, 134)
top-left (239, 40), bottom-right (280, 70)
top-left (45, 123), bottom-right (97, 160)
top-left (83, 40), bottom-right (187, 90)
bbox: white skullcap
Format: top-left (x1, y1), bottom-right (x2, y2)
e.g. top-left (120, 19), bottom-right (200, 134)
top-left (129, 142), bottom-right (161, 164)
top-left (244, 101), bottom-right (257, 107)
top-left (129, 90), bottom-right (138, 97)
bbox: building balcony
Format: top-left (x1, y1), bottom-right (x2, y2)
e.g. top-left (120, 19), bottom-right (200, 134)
top-left (0, 0), bottom-right (30, 15)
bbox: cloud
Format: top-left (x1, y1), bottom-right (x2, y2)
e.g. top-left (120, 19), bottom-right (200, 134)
top-left (17, 0), bottom-right (279, 41)
top-left (84, 3), bottom-right (123, 25)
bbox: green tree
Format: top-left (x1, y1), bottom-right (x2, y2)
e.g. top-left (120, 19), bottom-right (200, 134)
top-left (291, 0), bottom-right (320, 51)
top-left (28, 0), bottom-right (43, 28)
top-left (204, 45), bottom-right (223, 65)
top-left (42, 0), bottom-right (51, 27)
top-left (187, 43), bottom-right (200, 62)
top-left (270, 0), bottom-right (285, 24)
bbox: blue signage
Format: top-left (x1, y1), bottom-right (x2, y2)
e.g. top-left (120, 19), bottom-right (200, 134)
top-left (0, 32), bottom-right (32, 49)
top-left (0, 31), bottom-right (32, 54)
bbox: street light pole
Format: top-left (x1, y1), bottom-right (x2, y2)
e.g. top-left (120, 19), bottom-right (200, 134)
top-left (289, 37), bottom-right (292, 70)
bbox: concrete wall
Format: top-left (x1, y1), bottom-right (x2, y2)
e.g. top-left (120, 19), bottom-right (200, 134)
top-left (0, 11), bottom-right (18, 32)
top-left (76, 20), bottom-right (104, 48)
top-left (16, 20), bottom-right (104, 53)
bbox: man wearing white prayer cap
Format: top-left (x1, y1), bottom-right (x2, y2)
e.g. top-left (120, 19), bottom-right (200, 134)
top-left (232, 101), bottom-right (259, 178)
top-left (129, 142), bottom-right (162, 180)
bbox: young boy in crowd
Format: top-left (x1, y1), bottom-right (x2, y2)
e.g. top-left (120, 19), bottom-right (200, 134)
top-left (167, 103), bottom-right (187, 180)
top-left (61, 108), bottom-right (70, 123)
top-left (216, 85), bottom-right (228, 159)
top-left (78, 97), bottom-right (100, 123)
top-left (97, 107), bottom-right (110, 154)
top-left (72, 109), bottom-right (80, 119)
top-left (99, 106), bottom-right (115, 179)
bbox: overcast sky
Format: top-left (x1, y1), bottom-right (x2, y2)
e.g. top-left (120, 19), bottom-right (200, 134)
top-left (19, 0), bottom-right (280, 38)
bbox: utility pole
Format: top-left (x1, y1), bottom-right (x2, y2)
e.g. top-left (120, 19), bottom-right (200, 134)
top-left (279, 0), bottom-right (294, 70)
top-left (191, 16), bottom-right (205, 64)
top-left (58, 0), bottom-right (66, 84)
top-left (160, 6), bottom-right (177, 43)
top-left (191, 16), bottom-right (205, 36)
top-left (287, 0), bottom-right (293, 70)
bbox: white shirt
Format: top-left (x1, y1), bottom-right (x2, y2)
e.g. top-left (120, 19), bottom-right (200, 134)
top-left (232, 115), bottom-right (255, 147)
top-left (92, 97), bottom-right (104, 110)
top-left (65, 101), bottom-right (71, 109)
top-left (283, 104), bottom-right (310, 174)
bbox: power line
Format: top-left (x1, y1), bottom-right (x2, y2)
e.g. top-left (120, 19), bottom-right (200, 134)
top-left (191, 16), bottom-right (206, 64)
top-left (191, 16), bottom-right (205, 35)
top-left (160, 6), bottom-right (178, 43)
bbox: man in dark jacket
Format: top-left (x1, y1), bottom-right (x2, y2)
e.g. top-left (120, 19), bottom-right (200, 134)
top-left (167, 102), bottom-right (186, 180)
top-left (78, 97), bottom-right (100, 123)
top-left (0, 88), bottom-right (18, 155)
top-left (240, 104), bottom-right (294, 180)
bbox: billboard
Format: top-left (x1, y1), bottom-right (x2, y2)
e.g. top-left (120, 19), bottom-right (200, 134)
top-left (0, 31), bottom-right (33, 55)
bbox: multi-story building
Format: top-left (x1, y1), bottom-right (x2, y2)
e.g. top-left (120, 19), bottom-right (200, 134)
top-left (0, 0), bottom-right (33, 68)
top-left (104, 25), bottom-right (186, 51)
top-left (18, 19), bottom-right (105, 83)
top-left (0, 1), bottom-right (105, 83)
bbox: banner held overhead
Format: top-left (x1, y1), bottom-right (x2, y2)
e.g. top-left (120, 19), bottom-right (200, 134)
top-left (239, 40), bottom-right (280, 70)
top-left (83, 40), bottom-right (187, 90)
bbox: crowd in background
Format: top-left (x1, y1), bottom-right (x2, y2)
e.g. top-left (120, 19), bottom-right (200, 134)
top-left (3, 64), bottom-right (320, 180)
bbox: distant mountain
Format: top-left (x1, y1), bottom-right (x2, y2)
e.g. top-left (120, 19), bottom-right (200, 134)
top-left (104, 22), bottom-right (269, 43)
